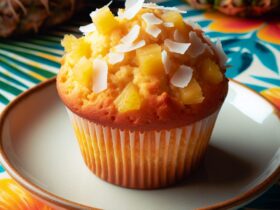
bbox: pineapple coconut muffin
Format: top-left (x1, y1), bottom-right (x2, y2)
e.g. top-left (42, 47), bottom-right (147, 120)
top-left (57, 0), bottom-right (228, 189)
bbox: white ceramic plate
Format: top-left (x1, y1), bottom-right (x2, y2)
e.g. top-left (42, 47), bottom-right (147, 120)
top-left (0, 78), bottom-right (280, 210)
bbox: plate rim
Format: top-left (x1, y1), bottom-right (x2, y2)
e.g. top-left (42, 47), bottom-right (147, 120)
top-left (0, 77), bottom-right (279, 210)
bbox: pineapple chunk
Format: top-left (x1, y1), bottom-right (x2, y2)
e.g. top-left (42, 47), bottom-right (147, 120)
top-left (162, 11), bottom-right (186, 32)
top-left (179, 79), bottom-right (204, 105)
top-left (92, 6), bottom-right (118, 34)
top-left (61, 35), bottom-right (77, 52)
top-left (136, 44), bottom-right (164, 76)
top-left (64, 37), bottom-right (91, 66)
top-left (201, 59), bottom-right (223, 84)
top-left (72, 57), bottom-right (93, 88)
top-left (114, 83), bottom-right (141, 113)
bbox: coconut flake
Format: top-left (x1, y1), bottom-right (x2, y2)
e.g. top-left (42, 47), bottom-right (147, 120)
top-left (174, 30), bottom-right (187, 42)
top-left (121, 24), bottom-right (140, 44)
top-left (200, 35), bottom-right (227, 64)
top-left (202, 33), bottom-right (215, 55)
top-left (170, 65), bottom-right (193, 88)
top-left (125, 0), bottom-right (135, 8)
top-left (163, 22), bottom-right (174, 27)
top-left (108, 52), bottom-right (124, 64)
top-left (204, 44), bottom-right (214, 55)
top-left (143, 3), bottom-right (187, 13)
top-left (115, 40), bottom-right (146, 53)
top-left (164, 39), bottom-right (190, 54)
top-left (146, 25), bottom-right (161, 38)
top-left (187, 31), bottom-right (205, 57)
top-left (162, 50), bottom-right (172, 74)
top-left (90, 10), bottom-right (98, 19)
top-left (215, 39), bottom-right (228, 67)
top-left (142, 13), bottom-right (163, 25)
top-left (79, 23), bottom-right (96, 35)
top-left (123, 0), bottom-right (144, 20)
top-left (92, 59), bottom-right (108, 93)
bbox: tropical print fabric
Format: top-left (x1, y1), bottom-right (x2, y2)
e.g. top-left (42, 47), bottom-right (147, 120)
top-left (202, 11), bottom-right (280, 109)
top-left (0, 0), bottom-right (279, 209)
top-left (0, 174), bottom-right (52, 210)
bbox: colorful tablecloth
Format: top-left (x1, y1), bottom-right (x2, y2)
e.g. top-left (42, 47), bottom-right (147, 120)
top-left (0, 0), bottom-right (279, 209)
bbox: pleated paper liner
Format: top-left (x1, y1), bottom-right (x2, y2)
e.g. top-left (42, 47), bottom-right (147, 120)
top-left (67, 109), bottom-right (219, 189)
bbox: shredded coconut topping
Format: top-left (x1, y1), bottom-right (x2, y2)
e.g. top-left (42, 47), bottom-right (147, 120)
top-left (142, 13), bottom-right (163, 25)
top-left (187, 31), bottom-right (205, 57)
top-left (170, 65), bottom-right (193, 88)
top-left (164, 39), bottom-right (191, 54)
top-left (79, 23), bottom-right (96, 35)
top-left (92, 59), bottom-right (108, 93)
top-left (115, 40), bottom-right (146, 53)
top-left (162, 50), bottom-right (172, 74)
top-left (121, 25), bottom-right (141, 44)
top-left (72, 0), bottom-right (225, 98)
top-left (122, 0), bottom-right (145, 20)
top-left (215, 39), bottom-right (228, 67)
top-left (146, 25), bottom-right (161, 38)
top-left (143, 3), bottom-right (187, 13)
top-left (125, 0), bottom-right (135, 8)
top-left (202, 34), bottom-right (215, 54)
top-left (108, 52), bottom-right (125, 64)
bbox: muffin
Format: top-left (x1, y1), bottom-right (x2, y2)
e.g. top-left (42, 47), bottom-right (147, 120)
top-left (57, 0), bottom-right (228, 189)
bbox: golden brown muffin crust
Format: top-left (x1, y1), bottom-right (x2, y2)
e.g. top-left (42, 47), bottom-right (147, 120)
top-left (57, 75), bottom-right (227, 131)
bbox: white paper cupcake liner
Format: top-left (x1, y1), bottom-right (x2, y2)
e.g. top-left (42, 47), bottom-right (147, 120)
top-left (67, 109), bottom-right (219, 189)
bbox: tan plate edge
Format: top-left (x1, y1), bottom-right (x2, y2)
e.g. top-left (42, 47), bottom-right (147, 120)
top-left (0, 77), bottom-right (98, 210)
top-left (0, 77), bottom-right (279, 210)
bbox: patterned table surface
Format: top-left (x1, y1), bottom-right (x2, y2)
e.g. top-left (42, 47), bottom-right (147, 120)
top-left (0, 0), bottom-right (279, 209)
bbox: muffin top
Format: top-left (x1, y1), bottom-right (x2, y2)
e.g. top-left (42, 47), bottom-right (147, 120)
top-left (57, 0), bottom-right (228, 131)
